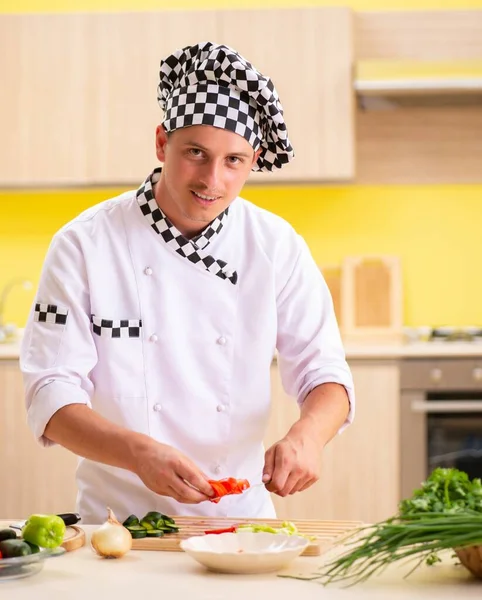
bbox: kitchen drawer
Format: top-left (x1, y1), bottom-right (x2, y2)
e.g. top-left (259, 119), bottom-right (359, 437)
top-left (401, 358), bottom-right (482, 391)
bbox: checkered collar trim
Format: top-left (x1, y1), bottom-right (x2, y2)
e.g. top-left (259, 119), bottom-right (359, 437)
top-left (136, 168), bottom-right (238, 285)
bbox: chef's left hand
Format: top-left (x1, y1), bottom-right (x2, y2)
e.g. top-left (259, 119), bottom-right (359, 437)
top-left (262, 423), bottom-right (322, 496)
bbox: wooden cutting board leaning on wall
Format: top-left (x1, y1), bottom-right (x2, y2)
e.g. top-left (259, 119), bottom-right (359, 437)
top-left (320, 256), bottom-right (403, 344)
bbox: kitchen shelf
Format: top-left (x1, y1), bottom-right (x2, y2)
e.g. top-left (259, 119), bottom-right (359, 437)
top-left (355, 60), bottom-right (482, 108)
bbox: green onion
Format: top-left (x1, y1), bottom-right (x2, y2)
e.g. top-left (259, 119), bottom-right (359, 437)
top-left (311, 511), bottom-right (482, 586)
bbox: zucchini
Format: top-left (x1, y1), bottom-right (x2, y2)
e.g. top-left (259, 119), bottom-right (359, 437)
top-left (146, 529), bottom-right (164, 537)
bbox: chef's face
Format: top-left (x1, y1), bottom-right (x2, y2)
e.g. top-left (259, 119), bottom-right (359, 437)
top-left (155, 124), bottom-right (261, 237)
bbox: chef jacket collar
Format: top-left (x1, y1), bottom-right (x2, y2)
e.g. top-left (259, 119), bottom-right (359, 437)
top-left (136, 168), bottom-right (238, 285)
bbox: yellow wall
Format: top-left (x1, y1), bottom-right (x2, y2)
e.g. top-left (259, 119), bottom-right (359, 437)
top-left (1, 184), bottom-right (481, 328)
top-left (4, 0), bottom-right (482, 12)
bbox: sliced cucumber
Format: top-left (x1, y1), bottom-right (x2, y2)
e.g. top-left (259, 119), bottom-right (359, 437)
top-left (143, 511), bottom-right (164, 522)
top-left (123, 514), bottom-right (139, 528)
top-left (126, 526), bottom-right (147, 539)
top-left (159, 524), bottom-right (179, 534)
top-left (140, 519), bottom-right (155, 530)
top-left (130, 530), bottom-right (147, 539)
top-left (146, 529), bottom-right (164, 537)
top-left (161, 515), bottom-right (176, 525)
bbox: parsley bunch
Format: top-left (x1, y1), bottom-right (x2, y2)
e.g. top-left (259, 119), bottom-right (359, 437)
top-left (399, 467), bottom-right (482, 516)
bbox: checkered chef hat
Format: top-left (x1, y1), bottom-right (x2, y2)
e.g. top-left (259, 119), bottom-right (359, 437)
top-left (157, 41), bottom-right (294, 172)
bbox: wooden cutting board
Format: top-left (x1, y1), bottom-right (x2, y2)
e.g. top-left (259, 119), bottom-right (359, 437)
top-left (131, 517), bottom-right (362, 557)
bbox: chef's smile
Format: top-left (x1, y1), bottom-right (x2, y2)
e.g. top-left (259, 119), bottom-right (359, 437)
top-left (190, 190), bottom-right (222, 207)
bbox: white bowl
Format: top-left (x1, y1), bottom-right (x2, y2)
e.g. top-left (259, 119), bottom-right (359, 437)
top-left (180, 531), bottom-right (309, 574)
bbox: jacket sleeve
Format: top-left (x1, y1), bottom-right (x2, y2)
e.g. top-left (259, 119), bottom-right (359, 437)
top-left (275, 235), bottom-right (355, 433)
top-left (20, 230), bottom-right (98, 447)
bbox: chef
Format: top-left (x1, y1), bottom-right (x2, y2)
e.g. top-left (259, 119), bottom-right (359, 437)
top-left (20, 41), bottom-right (355, 523)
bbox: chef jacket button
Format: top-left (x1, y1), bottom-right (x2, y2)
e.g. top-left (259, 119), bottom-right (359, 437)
top-left (144, 266), bottom-right (153, 276)
top-left (149, 334), bottom-right (158, 343)
top-left (216, 404), bottom-right (226, 412)
top-left (217, 336), bottom-right (227, 346)
top-left (153, 403), bottom-right (162, 412)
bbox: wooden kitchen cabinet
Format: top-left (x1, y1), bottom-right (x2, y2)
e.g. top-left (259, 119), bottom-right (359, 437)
top-left (0, 360), bottom-right (78, 518)
top-left (0, 8), bottom-right (355, 187)
top-left (217, 7), bottom-right (355, 183)
top-left (87, 11), bottom-right (219, 184)
top-left (265, 359), bottom-right (400, 523)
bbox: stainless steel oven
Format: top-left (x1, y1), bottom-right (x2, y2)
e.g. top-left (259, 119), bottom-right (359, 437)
top-left (400, 357), bottom-right (482, 498)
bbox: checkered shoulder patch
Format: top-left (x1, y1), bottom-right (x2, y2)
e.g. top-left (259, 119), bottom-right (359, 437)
top-left (91, 315), bottom-right (142, 338)
top-left (34, 303), bottom-right (68, 325)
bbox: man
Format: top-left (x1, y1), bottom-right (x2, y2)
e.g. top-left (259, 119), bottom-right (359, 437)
top-left (20, 42), bottom-right (354, 523)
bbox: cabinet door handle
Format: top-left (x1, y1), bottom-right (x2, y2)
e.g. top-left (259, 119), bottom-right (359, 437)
top-left (473, 368), bottom-right (482, 382)
top-left (430, 368), bottom-right (443, 382)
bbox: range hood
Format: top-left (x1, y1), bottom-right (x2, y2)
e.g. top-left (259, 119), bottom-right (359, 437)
top-left (355, 60), bottom-right (482, 109)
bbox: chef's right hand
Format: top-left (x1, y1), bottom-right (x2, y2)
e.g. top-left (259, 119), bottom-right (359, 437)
top-left (133, 439), bottom-right (215, 504)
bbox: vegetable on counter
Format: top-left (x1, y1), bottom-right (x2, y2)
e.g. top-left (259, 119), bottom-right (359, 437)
top-left (322, 511), bottom-right (482, 586)
top-left (91, 507), bottom-right (132, 558)
top-left (208, 478), bottom-right (250, 503)
top-left (399, 467), bottom-right (482, 516)
top-left (204, 520), bottom-right (316, 541)
top-left (22, 514), bottom-right (65, 549)
top-left (282, 468), bottom-right (482, 586)
top-left (0, 539), bottom-right (33, 559)
top-left (122, 511), bottom-right (179, 539)
top-left (0, 529), bottom-right (17, 543)
top-left (0, 515), bottom-right (61, 561)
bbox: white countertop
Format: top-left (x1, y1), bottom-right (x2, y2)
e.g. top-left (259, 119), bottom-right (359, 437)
top-left (0, 340), bottom-right (21, 360)
top-left (344, 341), bottom-right (482, 360)
top-left (1, 525), bottom-right (480, 599)
top-left (2, 337), bottom-right (482, 361)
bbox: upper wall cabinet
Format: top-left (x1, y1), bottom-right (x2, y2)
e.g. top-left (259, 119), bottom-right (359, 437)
top-left (0, 15), bottom-right (95, 186)
top-left (0, 9), bottom-right (355, 187)
top-left (217, 8), bottom-right (355, 184)
top-left (0, 12), bottom-right (219, 187)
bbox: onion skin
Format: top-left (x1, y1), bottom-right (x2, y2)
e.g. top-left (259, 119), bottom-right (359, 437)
top-left (91, 507), bottom-right (133, 559)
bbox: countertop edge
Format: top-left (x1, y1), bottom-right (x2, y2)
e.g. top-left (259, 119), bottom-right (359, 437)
top-left (2, 340), bottom-right (482, 361)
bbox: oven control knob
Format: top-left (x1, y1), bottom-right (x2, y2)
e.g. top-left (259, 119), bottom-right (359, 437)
top-left (430, 368), bottom-right (443, 382)
top-left (473, 368), bottom-right (482, 382)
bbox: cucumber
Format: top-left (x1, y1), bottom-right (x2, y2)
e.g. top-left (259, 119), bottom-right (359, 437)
top-left (126, 525), bottom-right (148, 539)
top-left (0, 539), bottom-right (32, 558)
top-left (143, 511), bottom-right (164, 522)
top-left (0, 529), bottom-right (17, 542)
top-left (127, 528), bottom-right (147, 539)
top-left (146, 529), bottom-right (164, 537)
top-left (140, 519), bottom-right (155, 530)
top-left (25, 541), bottom-right (40, 554)
top-left (162, 515), bottom-right (176, 525)
top-left (122, 514), bottom-right (139, 528)
top-left (158, 521), bottom-right (179, 533)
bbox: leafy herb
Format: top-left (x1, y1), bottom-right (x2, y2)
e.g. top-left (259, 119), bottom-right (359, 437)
top-left (399, 468), bottom-right (482, 516)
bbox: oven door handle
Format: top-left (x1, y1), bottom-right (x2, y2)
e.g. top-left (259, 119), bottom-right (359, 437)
top-left (411, 400), bottom-right (482, 413)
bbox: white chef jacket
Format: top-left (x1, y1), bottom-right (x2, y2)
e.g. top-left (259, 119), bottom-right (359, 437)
top-left (20, 173), bottom-right (355, 524)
